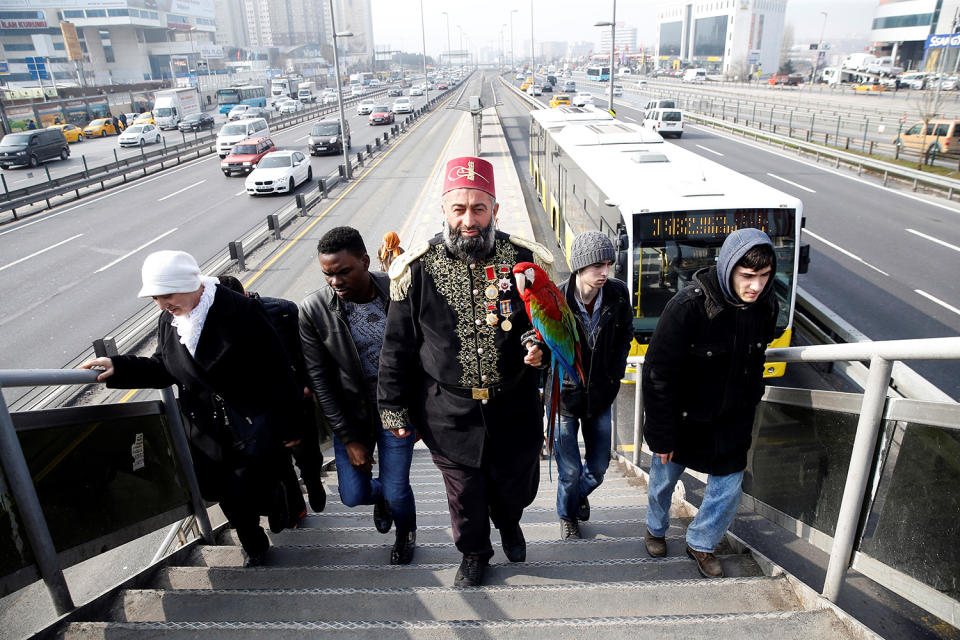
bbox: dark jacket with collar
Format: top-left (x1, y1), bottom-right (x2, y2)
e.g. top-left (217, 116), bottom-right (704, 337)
top-left (107, 285), bottom-right (301, 473)
top-left (299, 271), bottom-right (390, 449)
top-left (641, 265), bottom-right (778, 476)
top-left (558, 275), bottom-right (634, 418)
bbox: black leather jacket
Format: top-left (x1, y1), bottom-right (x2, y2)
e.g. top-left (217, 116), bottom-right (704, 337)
top-left (299, 272), bottom-right (390, 448)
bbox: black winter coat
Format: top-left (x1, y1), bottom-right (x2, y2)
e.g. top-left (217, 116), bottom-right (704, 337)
top-left (558, 276), bottom-right (634, 418)
top-left (642, 266), bottom-right (778, 475)
top-left (299, 272), bottom-right (391, 449)
top-left (107, 286), bottom-right (302, 480)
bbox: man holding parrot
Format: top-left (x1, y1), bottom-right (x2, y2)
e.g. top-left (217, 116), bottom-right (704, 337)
top-left (378, 156), bottom-right (555, 587)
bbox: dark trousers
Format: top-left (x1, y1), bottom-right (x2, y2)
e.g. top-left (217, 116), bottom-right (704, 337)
top-left (431, 443), bottom-right (540, 559)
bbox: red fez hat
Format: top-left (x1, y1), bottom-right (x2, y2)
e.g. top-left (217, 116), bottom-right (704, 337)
top-left (442, 156), bottom-right (496, 199)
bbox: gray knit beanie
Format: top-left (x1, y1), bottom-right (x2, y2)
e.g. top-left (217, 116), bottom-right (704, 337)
top-left (569, 230), bottom-right (616, 273)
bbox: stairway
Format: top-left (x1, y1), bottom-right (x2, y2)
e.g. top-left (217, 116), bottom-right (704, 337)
top-left (62, 446), bottom-right (873, 639)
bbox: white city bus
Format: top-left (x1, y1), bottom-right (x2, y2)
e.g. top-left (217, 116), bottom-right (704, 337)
top-left (528, 107), bottom-right (807, 369)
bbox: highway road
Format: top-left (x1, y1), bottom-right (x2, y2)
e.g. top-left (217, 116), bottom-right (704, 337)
top-left (504, 78), bottom-right (960, 400)
top-left (0, 84), bottom-right (444, 379)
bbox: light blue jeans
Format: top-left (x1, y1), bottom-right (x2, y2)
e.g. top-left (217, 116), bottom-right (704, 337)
top-left (645, 455), bottom-right (744, 552)
top-left (553, 407), bottom-right (612, 521)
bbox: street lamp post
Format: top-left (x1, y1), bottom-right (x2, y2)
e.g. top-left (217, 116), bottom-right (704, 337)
top-left (419, 0), bottom-right (427, 89)
top-left (457, 25), bottom-right (464, 77)
top-left (510, 9), bottom-right (519, 76)
top-left (530, 0), bottom-right (535, 72)
top-left (442, 12), bottom-right (451, 72)
top-left (328, 0), bottom-right (353, 179)
top-left (595, 0), bottom-right (617, 115)
top-left (812, 11), bottom-right (828, 83)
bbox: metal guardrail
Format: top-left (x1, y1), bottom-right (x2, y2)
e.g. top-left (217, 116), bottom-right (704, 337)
top-left (7, 83), bottom-right (465, 414)
top-left (0, 88), bottom-right (391, 220)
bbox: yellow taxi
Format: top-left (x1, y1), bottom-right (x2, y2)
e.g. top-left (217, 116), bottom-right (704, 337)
top-left (549, 94), bottom-right (571, 108)
top-left (520, 80), bottom-right (532, 91)
top-left (50, 123), bottom-right (84, 143)
top-left (133, 112), bottom-right (155, 125)
top-left (83, 118), bottom-right (123, 137)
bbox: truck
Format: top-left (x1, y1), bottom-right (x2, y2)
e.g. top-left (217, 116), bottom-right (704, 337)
top-left (152, 88), bottom-right (200, 130)
top-left (298, 81), bottom-right (317, 103)
top-left (270, 75), bottom-right (302, 100)
top-left (842, 53), bottom-right (877, 72)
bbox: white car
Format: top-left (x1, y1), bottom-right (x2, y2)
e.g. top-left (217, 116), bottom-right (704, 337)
top-left (392, 97), bottom-right (413, 114)
top-left (410, 86), bottom-right (424, 96)
top-left (527, 84), bottom-right (542, 96)
top-left (278, 99), bottom-right (303, 114)
top-left (612, 84), bottom-right (623, 96)
top-left (572, 92), bottom-right (593, 107)
top-left (245, 150), bottom-right (313, 195)
top-left (350, 85), bottom-right (365, 97)
top-left (118, 123), bottom-right (161, 147)
top-left (228, 104), bottom-right (251, 121)
top-left (356, 99), bottom-right (376, 115)
top-left (321, 92), bottom-right (338, 105)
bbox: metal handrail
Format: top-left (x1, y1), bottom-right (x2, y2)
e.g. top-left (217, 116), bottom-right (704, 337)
top-left (624, 335), bottom-right (960, 608)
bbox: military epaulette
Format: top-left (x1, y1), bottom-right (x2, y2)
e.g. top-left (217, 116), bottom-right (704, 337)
top-left (389, 239), bottom-right (431, 301)
top-left (509, 235), bottom-right (555, 280)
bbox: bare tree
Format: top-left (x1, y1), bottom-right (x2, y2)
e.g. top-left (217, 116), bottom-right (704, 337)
top-left (779, 23), bottom-right (795, 73)
top-left (912, 86), bottom-right (946, 168)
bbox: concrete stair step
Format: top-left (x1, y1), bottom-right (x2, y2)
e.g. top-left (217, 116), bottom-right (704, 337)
top-left (298, 505), bottom-right (689, 528)
top-left (247, 519), bottom-right (686, 545)
top-left (65, 609), bottom-right (858, 639)
top-left (109, 576), bottom-right (799, 623)
top-left (323, 476), bottom-right (646, 493)
top-left (188, 534), bottom-right (736, 567)
top-left (318, 492), bottom-right (646, 513)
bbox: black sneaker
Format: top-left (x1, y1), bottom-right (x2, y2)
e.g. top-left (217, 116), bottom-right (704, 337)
top-left (373, 497), bottom-right (393, 534)
top-left (560, 518), bottom-right (581, 540)
top-left (243, 546), bottom-right (268, 568)
top-left (578, 496), bottom-right (590, 521)
top-left (267, 482), bottom-right (290, 534)
top-left (303, 472), bottom-right (326, 513)
top-left (500, 523), bottom-right (526, 562)
top-left (453, 554), bottom-right (488, 587)
top-left (390, 530), bottom-right (416, 565)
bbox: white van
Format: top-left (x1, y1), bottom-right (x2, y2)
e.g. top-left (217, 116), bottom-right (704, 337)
top-left (682, 68), bottom-right (706, 84)
top-left (217, 117), bottom-right (270, 158)
top-left (642, 108), bottom-right (684, 138)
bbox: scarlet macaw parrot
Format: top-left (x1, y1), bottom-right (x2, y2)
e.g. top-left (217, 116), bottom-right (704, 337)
top-left (513, 262), bottom-right (585, 455)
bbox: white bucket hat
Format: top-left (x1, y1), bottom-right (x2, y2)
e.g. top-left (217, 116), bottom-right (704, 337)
top-left (137, 250), bottom-right (202, 297)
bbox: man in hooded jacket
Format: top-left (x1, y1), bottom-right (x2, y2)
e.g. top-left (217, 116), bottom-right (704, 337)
top-left (642, 228), bottom-right (779, 578)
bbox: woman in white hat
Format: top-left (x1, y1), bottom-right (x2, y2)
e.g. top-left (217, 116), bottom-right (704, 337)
top-left (80, 250), bottom-right (305, 566)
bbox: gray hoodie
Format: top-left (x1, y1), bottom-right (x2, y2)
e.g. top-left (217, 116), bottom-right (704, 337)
top-left (716, 227), bottom-right (777, 305)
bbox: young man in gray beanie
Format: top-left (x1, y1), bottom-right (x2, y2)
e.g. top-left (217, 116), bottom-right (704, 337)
top-left (555, 230), bottom-right (634, 540)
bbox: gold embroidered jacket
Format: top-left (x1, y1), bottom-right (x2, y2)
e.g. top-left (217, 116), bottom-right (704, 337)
top-left (377, 231), bottom-right (554, 467)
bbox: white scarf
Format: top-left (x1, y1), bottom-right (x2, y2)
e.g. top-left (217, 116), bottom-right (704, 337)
top-left (170, 276), bottom-right (219, 357)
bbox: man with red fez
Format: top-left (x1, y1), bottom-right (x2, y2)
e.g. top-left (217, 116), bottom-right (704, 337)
top-left (378, 156), bottom-right (555, 587)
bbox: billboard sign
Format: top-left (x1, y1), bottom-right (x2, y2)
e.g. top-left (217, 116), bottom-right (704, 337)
top-left (31, 34), bottom-right (56, 57)
top-left (199, 44), bottom-right (224, 59)
top-left (925, 33), bottom-right (960, 50)
top-left (60, 22), bottom-right (83, 61)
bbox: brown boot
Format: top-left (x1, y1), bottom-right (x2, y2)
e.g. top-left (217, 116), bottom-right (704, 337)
top-left (644, 529), bottom-right (666, 557)
top-left (686, 544), bottom-right (723, 578)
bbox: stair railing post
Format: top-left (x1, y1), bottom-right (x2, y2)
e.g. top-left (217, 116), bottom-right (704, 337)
top-left (821, 355), bottom-right (893, 602)
top-left (632, 365), bottom-right (643, 467)
top-left (160, 386), bottom-right (214, 544)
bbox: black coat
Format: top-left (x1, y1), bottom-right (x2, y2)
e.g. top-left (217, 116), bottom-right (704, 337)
top-left (641, 266), bottom-right (778, 476)
top-left (299, 272), bottom-right (391, 449)
top-left (558, 276), bottom-right (634, 418)
top-left (378, 232), bottom-right (547, 468)
top-left (107, 286), bottom-right (301, 492)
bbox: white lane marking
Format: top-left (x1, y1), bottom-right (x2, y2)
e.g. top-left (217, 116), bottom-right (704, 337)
top-left (688, 124), bottom-right (960, 217)
top-left (804, 230), bottom-right (890, 276)
top-left (915, 289), bottom-right (960, 317)
top-left (622, 116), bottom-right (637, 123)
top-left (95, 227), bottom-right (178, 273)
top-left (0, 234), bottom-right (83, 272)
top-left (0, 154), bottom-right (213, 239)
top-left (296, 135), bottom-right (309, 141)
top-left (235, 189), bottom-right (246, 196)
top-left (906, 228), bottom-right (960, 254)
top-left (695, 144), bottom-right (724, 157)
top-left (157, 179), bottom-right (206, 202)
top-left (766, 172), bottom-right (816, 193)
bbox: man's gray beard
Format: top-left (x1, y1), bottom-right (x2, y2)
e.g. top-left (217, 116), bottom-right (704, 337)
top-left (443, 220), bottom-right (496, 263)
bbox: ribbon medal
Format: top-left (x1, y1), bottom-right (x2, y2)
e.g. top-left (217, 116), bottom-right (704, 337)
top-left (499, 299), bottom-right (513, 332)
top-left (483, 265), bottom-right (499, 299)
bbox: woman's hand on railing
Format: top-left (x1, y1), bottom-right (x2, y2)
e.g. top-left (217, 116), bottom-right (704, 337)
top-left (77, 357), bottom-right (114, 382)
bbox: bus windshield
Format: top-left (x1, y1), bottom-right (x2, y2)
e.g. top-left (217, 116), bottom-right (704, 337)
top-left (631, 208), bottom-right (796, 338)
top-left (217, 89), bottom-right (240, 105)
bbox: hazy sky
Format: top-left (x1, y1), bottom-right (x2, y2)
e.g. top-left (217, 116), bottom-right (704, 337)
top-left (369, 0), bottom-right (877, 58)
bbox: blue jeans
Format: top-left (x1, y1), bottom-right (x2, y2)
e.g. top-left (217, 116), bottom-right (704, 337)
top-left (646, 455), bottom-right (743, 552)
top-left (332, 427), bottom-right (417, 533)
top-left (553, 407), bottom-right (612, 521)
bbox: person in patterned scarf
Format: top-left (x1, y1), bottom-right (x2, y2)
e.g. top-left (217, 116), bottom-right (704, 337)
top-left (378, 156), bottom-right (554, 587)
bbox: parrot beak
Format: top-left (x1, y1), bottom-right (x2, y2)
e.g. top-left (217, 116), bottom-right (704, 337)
top-left (514, 272), bottom-right (526, 294)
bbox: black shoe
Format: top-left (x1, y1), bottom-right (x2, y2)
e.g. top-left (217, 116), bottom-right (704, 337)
top-left (560, 518), bottom-right (581, 540)
top-left (303, 473), bottom-right (326, 513)
top-left (373, 497), bottom-right (393, 534)
top-left (578, 496), bottom-right (590, 521)
top-left (453, 554), bottom-right (488, 587)
top-left (243, 546), bottom-right (268, 568)
top-left (267, 482), bottom-right (290, 534)
top-left (390, 530), bottom-right (416, 565)
top-left (500, 523), bottom-right (526, 562)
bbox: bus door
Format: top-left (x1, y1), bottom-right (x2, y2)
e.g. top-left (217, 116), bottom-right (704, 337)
top-left (556, 165), bottom-right (567, 245)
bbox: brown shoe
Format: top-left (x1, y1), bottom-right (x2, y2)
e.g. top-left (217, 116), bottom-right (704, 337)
top-left (645, 529), bottom-right (667, 557)
top-left (686, 545), bottom-right (723, 578)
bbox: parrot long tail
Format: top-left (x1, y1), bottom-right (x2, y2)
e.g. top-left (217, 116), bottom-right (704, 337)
top-left (546, 363), bottom-right (562, 482)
